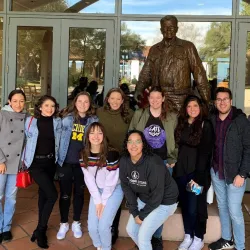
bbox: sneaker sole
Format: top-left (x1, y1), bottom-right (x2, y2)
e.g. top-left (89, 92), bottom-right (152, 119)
top-left (209, 246), bottom-right (234, 250)
top-left (73, 235), bottom-right (82, 239)
top-left (190, 243), bottom-right (204, 250)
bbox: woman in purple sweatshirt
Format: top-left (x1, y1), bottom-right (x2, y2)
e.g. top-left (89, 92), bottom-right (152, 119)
top-left (80, 122), bottom-right (123, 250)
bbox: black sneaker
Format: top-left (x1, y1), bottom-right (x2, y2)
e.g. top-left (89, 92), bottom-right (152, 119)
top-left (151, 236), bottom-right (163, 250)
top-left (208, 238), bottom-right (234, 249)
top-left (0, 233), bottom-right (2, 244)
top-left (2, 231), bottom-right (13, 241)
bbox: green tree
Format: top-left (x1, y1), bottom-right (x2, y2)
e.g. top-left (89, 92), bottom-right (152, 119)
top-left (120, 22), bottom-right (146, 59)
top-left (199, 22), bottom-right (231, 79)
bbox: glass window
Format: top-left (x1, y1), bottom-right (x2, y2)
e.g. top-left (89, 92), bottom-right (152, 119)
top-left (0, 0), bottom-right (3, 11)
top-left (12, 0), bottom-right (115, 13)
top-left (67, 27), bottom-right (106, 105)
top-left (122, 0), bottom-right (232, 15)
top-left (0, 18), bottom-right (2, 107)
top-left (120, 21), bottom-right (231, 100)
top-left (243, 32), bottom-right (250, 117)
top-left (240, 0), bottom-right (250, 15)
top-left (16, 27), bottom-right (53, 113)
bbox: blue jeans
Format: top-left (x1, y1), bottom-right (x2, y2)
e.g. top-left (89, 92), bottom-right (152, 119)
top-left (88, 185), bottom-right (123, 250)
top-left (153, 160), bottom-right (174, 239)
top-left (0, 174), bottom-right (18, 233)
top-left (211, 169), bottom-right (246, 250)
top-left (126, 198), bottom-right (177, 250)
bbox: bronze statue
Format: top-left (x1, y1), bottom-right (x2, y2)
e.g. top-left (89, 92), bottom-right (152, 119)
top-left (134, 15), bottom-right (210, 112)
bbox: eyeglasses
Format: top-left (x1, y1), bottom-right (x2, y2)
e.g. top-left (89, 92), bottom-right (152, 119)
top-left (215, 97), bottom-right (231, 103)
top-left (127, 140), bottom-right (142, 145)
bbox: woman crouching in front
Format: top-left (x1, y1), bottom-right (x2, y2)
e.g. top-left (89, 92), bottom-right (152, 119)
top-left (119, 130), bottom-right (179, 250)
top-left (80, 122), bottom-right (123, 250)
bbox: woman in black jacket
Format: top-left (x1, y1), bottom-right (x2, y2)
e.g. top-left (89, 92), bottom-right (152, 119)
top-left (174, 95), bottom-right (214, 250)
top-left (119, 130), bottom-right (178, 250)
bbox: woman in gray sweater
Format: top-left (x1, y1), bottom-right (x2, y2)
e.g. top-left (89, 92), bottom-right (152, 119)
top-left (0, 89), bottom-right (27, 243)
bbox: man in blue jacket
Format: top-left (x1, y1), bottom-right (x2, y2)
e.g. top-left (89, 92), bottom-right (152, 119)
top-left (209, 87), bottom-right (250, 250)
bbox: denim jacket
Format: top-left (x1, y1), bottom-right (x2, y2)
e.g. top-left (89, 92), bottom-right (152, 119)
top-left (57, 114), bottom-right (98, 166)
top-left (22, 116), bottom-right (62, 168)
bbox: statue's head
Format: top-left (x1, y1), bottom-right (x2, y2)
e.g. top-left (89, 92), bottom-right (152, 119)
top-left (160, 15), bottom-right (178, 41)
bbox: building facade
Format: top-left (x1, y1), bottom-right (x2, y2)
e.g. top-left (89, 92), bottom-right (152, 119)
top-left (0, 0), bottom-right (249, 117)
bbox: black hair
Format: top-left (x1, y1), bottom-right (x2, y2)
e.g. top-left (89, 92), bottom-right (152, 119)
top-left (8, 89), bottom-right (26, 101)
top-left (122, 130), bottom-right (153, 156)
top-left (175, 95), bottom-right (207, 146)
top-left (215, 87), bottom-right (232, 100)
top-left (34, 95), bottom-right (59, 118)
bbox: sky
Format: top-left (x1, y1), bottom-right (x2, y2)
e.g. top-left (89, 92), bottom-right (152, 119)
top-left (66, 0), bottom-right (233, 15)
top-left (121, 0), bottom-right (232, 15)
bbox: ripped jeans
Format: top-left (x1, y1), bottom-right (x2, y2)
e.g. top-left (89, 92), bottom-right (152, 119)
top-left (57, 163), bottom-right (85, 223)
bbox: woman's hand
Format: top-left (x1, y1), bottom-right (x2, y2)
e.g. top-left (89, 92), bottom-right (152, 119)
top-left (166, 163), bottom-right (175, 168)
top-left (0, 163), bottom-right (6, 174)
top-left (96, 204), bottom-right (105, 219)
top-left (189, 179), bottom-right (198, 188)
top-left (134, 216), bottom-right (142, 225)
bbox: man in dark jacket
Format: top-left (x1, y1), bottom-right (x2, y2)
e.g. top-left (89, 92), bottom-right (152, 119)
top-left (208, 87), bottom-right (250, 250)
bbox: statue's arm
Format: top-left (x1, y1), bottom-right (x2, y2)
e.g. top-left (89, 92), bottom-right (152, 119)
top-left (134, 49), bottom-right (154, 101)
top-left (188, 43), bottom-right (211, 103)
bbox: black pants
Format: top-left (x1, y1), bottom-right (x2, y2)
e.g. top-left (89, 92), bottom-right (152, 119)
top-left (29, 158), bottom-right (58, 231)
top-left (57, 163), bottom-right (85, 223)
top-left (175, 172), bottom-right (207, 239)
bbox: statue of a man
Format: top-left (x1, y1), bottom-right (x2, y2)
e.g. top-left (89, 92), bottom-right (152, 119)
top-left (134, 15), bottom-right (210, 112)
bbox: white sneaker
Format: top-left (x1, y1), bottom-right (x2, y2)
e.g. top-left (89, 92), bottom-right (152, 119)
top-left (178, 234), bottom-right (193, 250)
top-left (97, 248), bottom-right (102, 250)
top-left (188, 236), bottom-right (204, 250)
top-left (72, 221), bottom-right (82, 238)
top-left (57, 223), bottom-right (69, 240)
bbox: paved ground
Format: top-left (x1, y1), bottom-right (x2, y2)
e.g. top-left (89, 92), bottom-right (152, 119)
top-left (1, 183), bottom-right (250, 250)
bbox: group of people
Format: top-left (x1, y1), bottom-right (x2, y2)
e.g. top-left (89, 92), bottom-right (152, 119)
top-left (0, 86), bottom-right (249, 250)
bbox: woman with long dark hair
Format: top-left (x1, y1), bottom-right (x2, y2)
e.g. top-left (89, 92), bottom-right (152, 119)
top-left (96, 87), bottom-right (133, 243)
top-left (22, 95), bottom-right (61, 249)
top-left (80, 122), bottom-right (123, 250)
top-left (174, 95), bottom-right (214, 250)
top-left (0, 89), bottom-right (27, 243)
top-left (129, 86), bottom-right (177, 248)
top-left (56, 92), bottom-right (98, 240)
top-left (120, 130), bottom-right (178, 250)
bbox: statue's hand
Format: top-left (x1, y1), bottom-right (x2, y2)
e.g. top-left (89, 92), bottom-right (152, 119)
top-left (134, 90), bottom-right (143, 102)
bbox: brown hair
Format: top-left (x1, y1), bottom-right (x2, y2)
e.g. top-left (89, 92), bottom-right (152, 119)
top-left (148, 86), bottom-right (168, 120)
top-left (60, 91), bottom-right (96, 122)
top-left (34, 95), bottom-right (59, 118)
top-left (80, 122), bottom-right (108, 168)
top-left (103, 88), bottom-right (131, 124)
top-left (215, 87), bottom-right (232, 100)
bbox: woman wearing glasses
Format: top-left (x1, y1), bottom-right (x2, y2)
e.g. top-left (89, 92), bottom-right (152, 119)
top-left (119, 130), bottom-right (178, 250)
top-left (129, 86), bottom-right (177, 248)
top-left (96, 88), bottom-right (133, 243)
